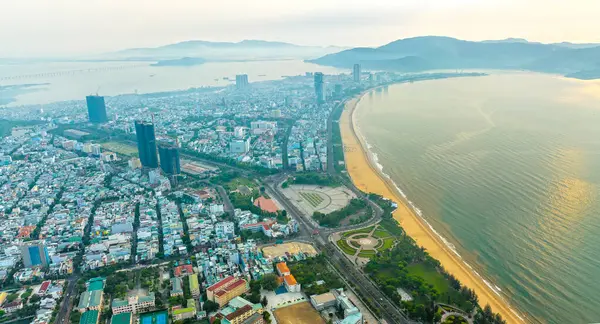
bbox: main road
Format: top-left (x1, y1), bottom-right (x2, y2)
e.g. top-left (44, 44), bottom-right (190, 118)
top-left (263, 178), bottom-right (413, 324)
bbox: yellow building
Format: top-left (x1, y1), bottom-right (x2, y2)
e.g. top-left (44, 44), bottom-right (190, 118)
top-left (206, 276), bottom-right (249, 307)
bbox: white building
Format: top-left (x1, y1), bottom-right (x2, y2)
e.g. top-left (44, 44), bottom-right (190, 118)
top-left (215, 222), bottom-right (235, 237)
top-left (230, 138), bottom-right (250, 153)
top-left (111, 293), bottom-right (155, 314)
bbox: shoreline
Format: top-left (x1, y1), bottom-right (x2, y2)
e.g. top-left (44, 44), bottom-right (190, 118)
top-left (339, 90), bottom-right (526, 324)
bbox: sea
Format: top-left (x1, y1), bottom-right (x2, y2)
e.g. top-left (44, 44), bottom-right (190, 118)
top-left (0, 60), bottom-right (347, 107)
top-left (354, 72), bottom-right (600, 324)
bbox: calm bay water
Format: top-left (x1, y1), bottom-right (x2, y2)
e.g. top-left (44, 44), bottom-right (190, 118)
top-left (0, 60), bottom-right (346, 106)
top-left (355, 73), bottom-right (600, 324)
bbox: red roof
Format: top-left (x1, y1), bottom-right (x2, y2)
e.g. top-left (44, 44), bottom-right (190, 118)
top-left (225, 305), bottom-right (253, 320)
top-left (38, 281), bottom-right (51, 294)
top-left (174, 264), bottom-right (194, 277)
top-left (207, 276), bottom-right (236, 292)
top-left (211, 278), bottom-right (247, 297)
top-left (253, 197), bottom-right (279, 213)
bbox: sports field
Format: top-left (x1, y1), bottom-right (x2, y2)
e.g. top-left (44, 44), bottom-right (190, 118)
top-left (273, 302), bottom-right (325, 324)
top-left (101, 141), bottom-right (138, 156)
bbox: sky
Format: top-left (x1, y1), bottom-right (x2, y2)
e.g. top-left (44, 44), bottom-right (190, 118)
top-left (1, 0), bottom-right (600, 57)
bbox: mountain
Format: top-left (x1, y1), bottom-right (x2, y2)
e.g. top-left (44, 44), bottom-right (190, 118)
top-left (101, 40), bottom-right (346, 61)
top-left (309, 36), bottom-right (600, 79)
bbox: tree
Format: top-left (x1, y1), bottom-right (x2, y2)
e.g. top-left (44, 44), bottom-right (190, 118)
top-left (6, 293), bottom-right (18, 303)
top-left (261, 273), bottom-right (279, 291)
top-left (263, 312), bottom-right (272, 324)
top-left (213, 319), bottom-right (222, 324)
top-left (261, 296), bottom-right (268, 306)
top-left (30, 294), bottom-right (41, 303)
top-left (203, 300), bottom-right (219, 313)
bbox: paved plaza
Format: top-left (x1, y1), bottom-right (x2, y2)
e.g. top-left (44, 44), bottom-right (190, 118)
top-left (280, 184), bottom-right (356, 217)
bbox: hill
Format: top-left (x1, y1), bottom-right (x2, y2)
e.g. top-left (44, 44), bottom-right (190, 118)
top-left (102, 40), bottom-right (345, 61)
top-left (309, 36), bottom-right (600, 79)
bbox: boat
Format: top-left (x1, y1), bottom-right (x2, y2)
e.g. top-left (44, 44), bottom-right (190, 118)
top-left (258, 74), bottom-right (266, 77)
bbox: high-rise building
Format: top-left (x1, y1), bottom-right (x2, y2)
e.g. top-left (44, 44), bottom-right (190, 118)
top-left (314, 72), bottom-right (324, 104)
top-left (158, 143), bottom-right (181, 175)
top-left (86, 95), bottom-right (108, 123)
top-left (353, 64), bottom-right (361, 83)
top-left (334, 84), bottom-right (343, 99)
top-left (235, 74), bottom-right (249, 89)
top-left (20, 242), bottom-right (50, 268)
top-left (135, 121), bottom-right (159, 168)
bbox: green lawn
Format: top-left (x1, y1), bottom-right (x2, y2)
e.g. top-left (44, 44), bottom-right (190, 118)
top-left (373, 228), bottom-right (392, 239)
top-left (341, 226), bottom-right (374, 238)
top-left (351, 234), bottom-right (369, 239)
top-left (357, 249), bottom-right (377, 258)
top-left (101, 142), bottom-right (138, 156)
top-left (349, 240), bottom-right (362, 249)
top-left (406, 263), bottom-right (449, 294)
top-left (336, 239), bottom-right (357, 255)
top-left (299, 191), bottom-right (324, 207)
top-left (380, 237), bottom-right (396, 250)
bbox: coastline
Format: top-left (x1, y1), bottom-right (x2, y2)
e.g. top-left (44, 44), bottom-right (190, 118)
top-left (339, 92), bottom-right (526, 324)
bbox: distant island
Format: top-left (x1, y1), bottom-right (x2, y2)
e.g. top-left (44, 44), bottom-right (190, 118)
top-left (151, 57), bottom-right (206, 67)
top-left (309, 36), bottom-right (600, 80)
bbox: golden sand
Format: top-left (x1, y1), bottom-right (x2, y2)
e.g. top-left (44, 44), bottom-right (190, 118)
top-left (340, 96), bottom-right (526, 324)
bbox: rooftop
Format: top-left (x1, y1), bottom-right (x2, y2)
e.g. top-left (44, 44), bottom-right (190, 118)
top-left (111, 312), bottom-right (132, 324)
top-left (276, 262), bottom-right (290, 274)
top-left (79, 310), bottom-right (99, 324)
top-left (284, 274), bottom-right (297, 286)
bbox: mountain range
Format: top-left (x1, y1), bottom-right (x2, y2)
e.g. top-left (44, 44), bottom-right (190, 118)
top-left (309, 36), bottom-right (600, 79)
top-left (100, 40), bottom-right (346, 62)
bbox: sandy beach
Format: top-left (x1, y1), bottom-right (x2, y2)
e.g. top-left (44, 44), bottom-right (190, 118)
top-left (340, 95), bottom-right (526, 324)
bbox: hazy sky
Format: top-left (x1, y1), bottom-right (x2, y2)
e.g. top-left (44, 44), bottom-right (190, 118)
top-left (1, 0), bottom-right (600, 57)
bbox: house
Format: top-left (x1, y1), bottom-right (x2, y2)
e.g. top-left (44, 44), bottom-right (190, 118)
top-left (1, 300), bottom-right (23, 313)
top-left (206, 276), bottom-right (249, 307)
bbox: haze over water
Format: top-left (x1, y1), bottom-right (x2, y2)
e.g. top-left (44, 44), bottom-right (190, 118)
top-left (355, 73), bottom-right (600, 324)
top-left (0, 60), bottom-right (346, 106)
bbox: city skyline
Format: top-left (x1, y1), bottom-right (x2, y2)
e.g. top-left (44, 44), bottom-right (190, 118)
top-left (1, 0), bottom-right (600, 57)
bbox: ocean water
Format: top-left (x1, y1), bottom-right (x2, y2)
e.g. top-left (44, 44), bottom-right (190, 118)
top-left (354, 72), bottom-right (600, 324)
top-left (0, 60), bottom-right (346, 107)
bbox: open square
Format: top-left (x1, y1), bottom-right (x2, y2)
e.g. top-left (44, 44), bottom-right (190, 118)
top-left (280, 184), bottom-right (356, 216)
top-left (273, 301), bottom-right (325, 324)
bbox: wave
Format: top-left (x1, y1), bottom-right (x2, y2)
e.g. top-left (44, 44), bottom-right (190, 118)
top-left (352, 94), bottom-right (508, 304)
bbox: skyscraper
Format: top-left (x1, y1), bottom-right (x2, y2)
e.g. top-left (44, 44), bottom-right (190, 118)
top-left (235, 74), bottom-right (249, 89)
top-left (314, 72), bottom-right (324, 104)
top-left (86, 95), bottom-right (108, 123)
top-left (353, 64), bottom-right (361, 83)
top-left (135, 121), bottom-right (159, 168)
top-left (158, 143), bottom-right (181, 175)
top-left (20, 241), bottom-right (50, 268)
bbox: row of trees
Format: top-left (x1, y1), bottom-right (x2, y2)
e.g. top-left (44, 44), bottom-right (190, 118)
top-left (362, 196), bottom-right (506, 323)
top-left (312, 198), bottom-right (367, 227)
top-left (289, 173), bottom-right (341, 187)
